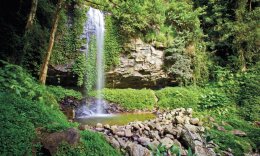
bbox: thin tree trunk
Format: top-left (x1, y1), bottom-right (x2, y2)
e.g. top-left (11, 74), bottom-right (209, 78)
top-left (39, 0), bottom-right (63, 84)
top-left (25, 0), bottom-right (38, 31)
top-left (239, 50), bottom-right (247, 72)
top-left (248, 0), bottom-right (252, 11)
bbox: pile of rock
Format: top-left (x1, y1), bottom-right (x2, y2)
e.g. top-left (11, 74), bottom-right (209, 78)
top-left (90, 108), bottom-right (216, 156)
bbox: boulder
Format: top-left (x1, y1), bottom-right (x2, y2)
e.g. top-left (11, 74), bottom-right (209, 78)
top-left (42, 128), bottom-right (80, 155)
top-left (160, 137), bottom-right (174, 148)
top-left (190, 118), bottom-right (200, 125)
top-left (126, 143), bottom-right (152, 156)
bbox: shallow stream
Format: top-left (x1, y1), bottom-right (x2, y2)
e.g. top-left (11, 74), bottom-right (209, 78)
top-left (75, 113), bottom-right (156, 126)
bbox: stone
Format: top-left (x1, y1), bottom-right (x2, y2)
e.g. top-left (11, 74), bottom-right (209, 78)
top-left (231, 130), bottom-right (247, 137)
top-left (107, 137), bottom-right (120, 149)
top-left (148, 122), bottom-right (157, 130)
top-left (95, 128), bottom-right (104, 131)
top-left (117, 137), bottom-right (127, 148)
top-left (150, 131), bottom-right (160, 140)
top-left (78, 124), bottom-right (90, 130)
top-left (126, 143), bottom-right (152, 156)
top-left (155, 124), bottom-right (163, 132)
top-left (96, 123), bottom-right (103, 128)
top-left (217, 126), bottom-right (226, 132)
top-left (186, 108), bottom-right (193, 115)
top-left (42, 128), bottom-right (80, 155)
top-left (116, 131), bottom-right (125, 137)
top-left (111, 125), bottom-right (118, 134)
top-left (176, 116), bottom-right (185, 124)
top-left (165, 134), bottom-right (174, 139)
top-left (104, 124), bottom-right (110, 129)
top-left (125, 129), bottom-right (133, 137)
top-left (184, 124), bottom-right (197, 132)
top-left (160, 137), bottom-right (174, 148)
top-left (138, 137), bottom-right (150, 146)
top-left (190, 118), bottom-right (200, 125)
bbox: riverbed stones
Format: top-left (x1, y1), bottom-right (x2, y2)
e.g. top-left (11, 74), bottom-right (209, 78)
top-left (91, 108), bottom-right (216, 156)
top-left (190, 118), bottom-right (200, 125)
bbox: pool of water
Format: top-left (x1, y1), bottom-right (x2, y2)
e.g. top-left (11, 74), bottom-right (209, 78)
top-left (75, 113), bottom-right (156, 126)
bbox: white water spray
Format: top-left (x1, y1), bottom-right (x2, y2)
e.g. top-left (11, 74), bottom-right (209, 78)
top-left (85, 7), bottom-right (105, 114)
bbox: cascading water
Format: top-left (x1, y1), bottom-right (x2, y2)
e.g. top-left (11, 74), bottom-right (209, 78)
top-left (77, 7), bottom-right (106, 117)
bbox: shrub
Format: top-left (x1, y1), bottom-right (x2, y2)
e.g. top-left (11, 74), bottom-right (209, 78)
top-left (0, 92), bottom-right (73, 132)
top-left (0, 61), bottom-right (82, 104)
top-left (90, 88), bottom-right (156, 110)
top-left (47, 85), bottom-right (82, 101)
top-left (0, 104), bottom-right (35, 155)
top-left (238, 65), bottom-right (260, 121)
top-left (156, 87), bottom-right (202, 109)
top-left (198, 89), bottom-right (230, 110)
top-left (56, 131), bottom-right (122, 156)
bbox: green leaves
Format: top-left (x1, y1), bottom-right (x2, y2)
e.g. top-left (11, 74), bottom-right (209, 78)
top-left (90, 88), bottom-right (156, 110)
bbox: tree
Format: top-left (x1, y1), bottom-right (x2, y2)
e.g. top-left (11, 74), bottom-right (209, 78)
top-left (25, 0), bottom-right (38, 31)
top-left (39, 0), bottom-right (64, 84)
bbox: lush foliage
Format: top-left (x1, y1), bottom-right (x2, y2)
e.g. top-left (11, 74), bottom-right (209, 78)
top-left (156, 87), bottom-right (202, 109)
top-left (90, 88), bottom-right (156, 110)
top-left (56, 131), bottom-right (122, 156)
top-left (104, 16), bottom-right (122, 70)
top-left (0, 103), bottom-right (35, 155)
top-left (0, 61), bottom-right (82, 104)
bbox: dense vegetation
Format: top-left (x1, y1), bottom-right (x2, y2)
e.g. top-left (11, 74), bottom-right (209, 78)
top-left (0, 0), bottom-right (259, 155)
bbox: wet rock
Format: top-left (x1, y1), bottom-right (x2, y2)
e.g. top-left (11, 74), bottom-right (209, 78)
top-left (42, 128), bottom-right (80, 155)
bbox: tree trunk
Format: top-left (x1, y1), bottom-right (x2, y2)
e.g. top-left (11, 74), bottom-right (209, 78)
top-left (25, 0), bottom-right (38, 31)
top-left (239, 50), bottom-right (247, 72)
top-left (39, 0), bottom-right (63, 84)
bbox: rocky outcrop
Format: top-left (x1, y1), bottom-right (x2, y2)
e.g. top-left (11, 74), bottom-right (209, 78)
top-left (106, 38), bottom-right (174, 89)
top-left (90, 108), bottom-right (216, 156)
top-left (46, 63), bottom-right (78, 87)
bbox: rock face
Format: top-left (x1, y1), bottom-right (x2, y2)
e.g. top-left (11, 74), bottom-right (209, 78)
top-left (106, 38), bottom-right (173, 89)
top-left (89, 108), bottom-right (216, 156)
top-left (46, 63), bottom-right (78, 87)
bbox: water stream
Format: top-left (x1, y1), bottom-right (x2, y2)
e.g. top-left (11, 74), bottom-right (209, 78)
top-left (83, 7), bottom-right (105, 115)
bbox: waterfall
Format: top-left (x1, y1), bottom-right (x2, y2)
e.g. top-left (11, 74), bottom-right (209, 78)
top-left (84, 7), bottom-right (105, 115)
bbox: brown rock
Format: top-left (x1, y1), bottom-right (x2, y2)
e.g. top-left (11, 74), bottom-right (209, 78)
top-left (42, 128), bottom-right (80, 155)
top-left (231, 130), bottom-right (247, 137)
top-left (190, 118), bottom-right (200, 125)
top-left (126, 143), bottom-right (152, 156)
